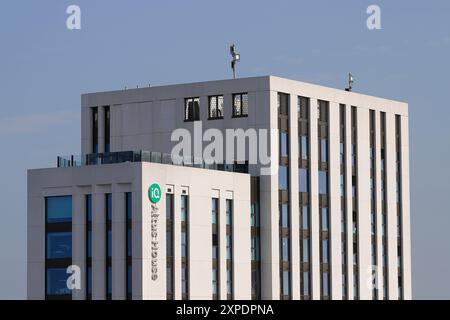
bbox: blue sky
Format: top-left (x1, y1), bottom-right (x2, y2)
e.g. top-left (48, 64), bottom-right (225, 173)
top-left (0, 0), bottom-right (449, 299)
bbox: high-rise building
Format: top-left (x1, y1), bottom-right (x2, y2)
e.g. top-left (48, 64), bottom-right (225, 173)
top-left (27, 76), bottom-right (411, 300)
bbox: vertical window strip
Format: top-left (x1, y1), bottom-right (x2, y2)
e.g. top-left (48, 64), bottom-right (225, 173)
top-left (86, 194), bottom-right (92, 300)
top-left (318, 100), bottom-right (330, 299)
top-left (226, 199), bottom-right (233, 299)
top-left (212, 198), bottom-right (219, 300)
top-left (351, 106), bottom-right (359, 300)
top-left (395, 115), bottom-right (404, 300)
top-left (105, 193), bottom-right (112, 300)
top-left (166, 193), bottom-right (174, 300)
top-left (380, 112), bottom-right (389, 299)
top-left (278, 92), bottom-right (291, 300)
top-left (339, 104), bottom-right (348, 300)
top-left (370, 110), bottom-right (378, 300)
top-left (298, 96), bottom-right (311, 300)
top-left (181, 194), bottom-right (189, 300)
top-left (125, 192), bottom-right (132, 300)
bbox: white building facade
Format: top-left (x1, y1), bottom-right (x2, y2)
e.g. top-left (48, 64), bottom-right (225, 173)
top-left (27, 76), bottom-right (411, 300)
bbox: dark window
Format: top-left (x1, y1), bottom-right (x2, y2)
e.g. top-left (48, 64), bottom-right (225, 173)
top-left (104, 106), bottom-right (110, 153)
top-left (105, 194), bottom-right (112, 299)
top-left (299, 135), bottom-right (308, 160)
top-left (185, 97), bottom-right (200, 121)
top-left (280, 203), bottom-right (289, 229)
top-left (47, 269), bottom-right (71, 296)
top-left (92, 107), bottom-right (98, 153)
top-left (232, 93), bottom-right (248, 117)
top-left (47, 232), bottom-right (72, 259)
top-left (45, 196), bottom-right (72, 300)
top-left (125, 192), bottom-right (132, 298)
top-left (278, 165), bottom-right (288, 191)
top-left (280, 132), bottom-right (289, 157)
top-left (299, 168), bottom-right (308, 193)
top-left (208, 95), bottom-right (224, 119)
top-left (278, 93), bottom-right (289, 116)
top-left (281, 236), bottom-right (290, 262)
top-left (46, 196), bottom-right (72, 223)
top-left (319, 170), bottom-right (328, 195)
top-left (85, 194), bottom-right (92, 299)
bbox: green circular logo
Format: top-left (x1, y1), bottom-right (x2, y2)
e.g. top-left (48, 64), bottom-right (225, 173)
top-left (148, 183), bottom-right (161, 204)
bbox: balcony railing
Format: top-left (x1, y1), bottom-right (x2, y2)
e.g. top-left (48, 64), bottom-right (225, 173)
top-left (57, 151), bottom-right (249, 173)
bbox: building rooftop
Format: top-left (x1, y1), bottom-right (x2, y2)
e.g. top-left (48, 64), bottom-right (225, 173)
top-left (57, 150), bottom-right (249, 174)
top-left (82, 75), bottom-right (408, 107)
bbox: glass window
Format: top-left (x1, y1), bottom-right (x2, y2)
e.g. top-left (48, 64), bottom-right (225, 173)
top-left (319, 171), bottom-right (328, 195)
top-left (227, 270), bottom-right (232, 294)
top-left (302, 271), bottom-right (310, 296)
top-left (107, 266), bottom-right (112, 294)
top-left (104, 106), bottom-right (110, 153)
top-left (226, 199), bottom-right (233, 226)
top-left (87, 266), bottom-right (92, 296)
top-left (166, 193), bottom-right (173, 220)
top-left (320, 139), bottom-right (328, 163)
top-left (127, 228), bottom-right (132, 257)
top-left (46, 196), bottom-right (72, 223)
top-left (280, 203), bottom-right (289, 228)
top-left (280, 132), bottom-right (288, 157)
top-left (182, 267), bottom-right (188, 295)
top-left (126, 192), bottom-right (132, 220)
top-left (209, 95), bottom-right (224, 119)
top-left (299, 168), bottom-right (308, 193)
top-left (92, 107), bottom-right (98, 154)
top-left (301, 206), bottom-right (309, 230)
top-left (251, 203), bottom-right (259, 227)
top-left (47, 268), bottom-right (70, 296)
top-left (181, 231), bottom-right (187, 258)
top-left (166, 266), bottom-right (173, 296)
top-left (278, 165), bottom-right (288, 191)
top-left (300, 135), bottom-right (308, 160)
top-left (212, 269), bottom-right (218, 295)
top-left (322, 272), bottom-right (330, 296)
top-left (340, 143), bottom-right (345, 164)
top-left (282, 271), bottom-right (290, 296)
top-left (212, 198), bottom-right (219, 224)
top-left (181, 195), bottom-right (188, 222)
top-left (47, 232), bottom-right (72, 259)
top-left (87, 231), bottom-right (92, 258)
top-left (302, 238), bottom-right (310, 262)
top-left (212, 234), bottom-right (219, 260)
top-left (127, 265), bottom-right (132, 296)
top-left (321, 208), bottom-right (329, 231)
top-left (251, 236), bottom-right (260, 261)
top-left (106, 194), bottom-right (112, 221)
top-left (281, 237), bottom-right (290, 262)
top-left (86, 195), bottom-right (92, 223)
top-left (232, 93), bottom-right (249, 117)
top-left (340, 174), bottom-right (345, 196)
top-left (185, 97), bottom-right (200, 121)
top-left (226, 235), bottom-right (232, 260)
top-left (322, 239), bottom-right (329, 264)
top-left (107, 230), bottom-right (112, 257)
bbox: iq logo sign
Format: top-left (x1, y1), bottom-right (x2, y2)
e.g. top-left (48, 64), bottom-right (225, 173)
top-left (148, 183), bottom-right (161, 204)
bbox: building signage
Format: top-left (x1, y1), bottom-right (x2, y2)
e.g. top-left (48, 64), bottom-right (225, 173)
top-left (149, 183), bottom-right (161, 281)
top-left (149, 183), bottom-right (161, 204)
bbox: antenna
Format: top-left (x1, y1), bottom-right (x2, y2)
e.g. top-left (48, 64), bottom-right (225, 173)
top-left (230, 44), bottom-right (240, 79)
top-left (345, 73), bottom-right (354, 92)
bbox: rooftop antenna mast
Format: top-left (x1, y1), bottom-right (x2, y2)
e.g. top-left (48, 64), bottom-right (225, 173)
top-left (230, 44), bottom-right (240, 79)
top-left (345, 73), bottom-right (354, 92)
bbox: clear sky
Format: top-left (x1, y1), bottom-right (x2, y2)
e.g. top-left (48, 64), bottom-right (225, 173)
top-left (0, 0), bottom-right (449, 299)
